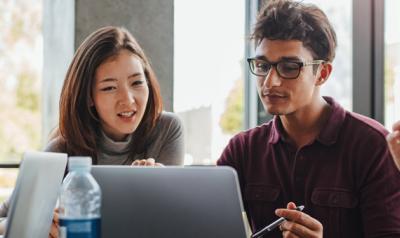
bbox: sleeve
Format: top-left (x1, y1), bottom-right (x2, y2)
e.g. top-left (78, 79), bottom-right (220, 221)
top-left (358, 135), bottom-right (400, 237)
top-left (217, 135), bottom-right (246, 189)
top-left (217, 138), bottom-right (238, 168)
top-left (217, 132), bottom-right (246, 169)
top-left (156, 113), bottom-right (185, 166)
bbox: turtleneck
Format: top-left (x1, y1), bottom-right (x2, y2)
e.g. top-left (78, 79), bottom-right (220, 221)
top-left (97, 130), bottom-right (133, 165)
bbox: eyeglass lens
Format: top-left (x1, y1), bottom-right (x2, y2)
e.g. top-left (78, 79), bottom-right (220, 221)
top-left (251, 60), bottom-right (301, 79)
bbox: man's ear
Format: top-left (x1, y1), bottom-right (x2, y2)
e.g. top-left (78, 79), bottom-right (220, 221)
top-left (315, 63), bottom-right (332, 86)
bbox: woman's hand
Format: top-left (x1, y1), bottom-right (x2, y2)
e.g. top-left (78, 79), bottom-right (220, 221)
top-left (48, 209), bottom-right (59, 238)
top-left (276, 202), bottom-right (323, 238)
top-left (387, 120), bottom-right (400, 171)
top-left (131, 158), bottom-right (164, 167)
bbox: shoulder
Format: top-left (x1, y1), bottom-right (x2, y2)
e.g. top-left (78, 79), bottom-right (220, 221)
top-left (220, 121), bottom-right (272, 157)
top-left (340, 111), bottom-right (391, 169)
top-left (228, 120), bottom-right (273, 145)
top-left (154, 111), bottom-right (183, 135)
top-left (157, 111), bottom-right (183, 128)
top-left (43, 136), bottom-right (67, 153)
top-left (218, 121), bottom-right (273, 166)
top-left (147, 111), bottom-right (184, 145)
top-left (344, 111), bottom-right (388, 144)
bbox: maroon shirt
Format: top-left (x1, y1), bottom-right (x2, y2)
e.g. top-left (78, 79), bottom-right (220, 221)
top-left (218, 97), bottom-right (400, 238)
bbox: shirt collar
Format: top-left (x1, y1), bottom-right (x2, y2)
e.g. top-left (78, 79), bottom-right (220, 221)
top-left (268, 116), bottom-right (283, 144)
top-left (268, 96), bottom-right (346, 145)
top-left (316, 96), bottom-right (346, 145)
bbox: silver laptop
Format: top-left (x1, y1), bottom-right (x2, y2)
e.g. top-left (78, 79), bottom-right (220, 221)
top-left (4, 151), bottom-right (67, 238)
top-left (91, 166), bottom-right (248, 238)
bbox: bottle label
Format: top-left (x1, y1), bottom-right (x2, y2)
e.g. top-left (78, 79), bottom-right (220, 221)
top-left (59, 217), bottom-right (101, 238)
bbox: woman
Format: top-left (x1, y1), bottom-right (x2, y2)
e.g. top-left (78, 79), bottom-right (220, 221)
top-left (46, 26), bottom-right (184, 166)
top-left (387, 120), bottom-right (400, 171)
top-left (0, 26), bottom-right (185, 237)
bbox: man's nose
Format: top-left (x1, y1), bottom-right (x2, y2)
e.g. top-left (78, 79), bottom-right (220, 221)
top-left (260, 67), bottom-right (281, 88)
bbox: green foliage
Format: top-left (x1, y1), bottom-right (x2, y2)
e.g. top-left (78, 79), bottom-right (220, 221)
top-left (219, 79), bottom-right (244, 135)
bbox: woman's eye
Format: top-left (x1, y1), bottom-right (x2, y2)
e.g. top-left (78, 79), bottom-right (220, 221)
top-left (100, 86), bottom-right (116, 91)
top-left (132, 80), bottom-right (145, 86)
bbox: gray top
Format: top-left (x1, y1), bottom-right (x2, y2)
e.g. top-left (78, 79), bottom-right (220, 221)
top-left (44, 111), bottom-right (185, 165)
top-left (0, 111), bottom-right (184, 221)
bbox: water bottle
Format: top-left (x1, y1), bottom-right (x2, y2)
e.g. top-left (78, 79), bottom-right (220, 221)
top-left (58, 157), bottom-right (101, 238)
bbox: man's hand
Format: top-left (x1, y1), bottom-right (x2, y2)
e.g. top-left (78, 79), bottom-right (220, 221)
top-left (48, 209), bottom-right (59, 238)
top-left (131, 158), bottom-right (164, 167)
top-left (276, 202), bottom-right (323, 238)
top-left (387, 121), bottom-right (400, 171)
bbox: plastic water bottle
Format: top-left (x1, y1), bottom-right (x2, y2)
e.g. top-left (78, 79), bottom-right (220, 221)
top-left (58, 157), bottom-right (101, 238)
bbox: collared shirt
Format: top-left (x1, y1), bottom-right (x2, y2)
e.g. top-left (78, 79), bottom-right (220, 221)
top-left (217, 97), bottom-right (400, 238)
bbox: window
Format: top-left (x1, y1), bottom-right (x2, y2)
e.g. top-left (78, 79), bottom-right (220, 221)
top-left (0, 0), bottom-right (43, 202)
top-left (384, 0), bottom-right (400, 128)
top-left (174, 0), bottom-right (245, 165)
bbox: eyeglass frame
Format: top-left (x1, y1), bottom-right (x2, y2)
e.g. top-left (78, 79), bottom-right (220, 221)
top-left (246, 58), bottom-right (326, 80)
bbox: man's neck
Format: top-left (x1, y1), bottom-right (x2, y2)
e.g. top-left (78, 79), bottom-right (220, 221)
top-left (279, 97), bottom-right (331, 149)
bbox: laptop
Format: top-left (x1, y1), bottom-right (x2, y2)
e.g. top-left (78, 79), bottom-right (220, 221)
top-left (91, 166), bottom-right (250, 238)
top-left (4, 151), bottom-right (67, 238)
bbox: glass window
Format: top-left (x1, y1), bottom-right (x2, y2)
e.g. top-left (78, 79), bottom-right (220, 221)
top-left (305, 0), bottom-right (353, 111)
top-left (0, 0), bottom-right (42, 202)
top-left (384, 0), bottom-right (400, 128)
top-left (174, 0), bottom-right (245, 165)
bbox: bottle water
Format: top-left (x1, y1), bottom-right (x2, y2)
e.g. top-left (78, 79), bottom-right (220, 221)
top-left (59, 157), bottom-right (101, 238)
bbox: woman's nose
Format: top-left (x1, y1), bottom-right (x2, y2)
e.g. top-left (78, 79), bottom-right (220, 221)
top-left (118, 87), bottom-right (135, 106)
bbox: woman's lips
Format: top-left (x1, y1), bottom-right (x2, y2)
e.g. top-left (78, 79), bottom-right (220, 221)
top-left (117, 111), bottom-right (137, 122)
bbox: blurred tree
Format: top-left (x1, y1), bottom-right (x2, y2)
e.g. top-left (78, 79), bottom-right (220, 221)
top-left (219, 79), bottom-right (244, 135)
top-left (16, 70), bottom-right (40, 111)
top-left (0, 0), bottom-right (42, 161)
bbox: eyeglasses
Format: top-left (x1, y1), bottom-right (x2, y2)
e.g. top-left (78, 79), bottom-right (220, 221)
top-left (247, 58), bottom-right (325, 79)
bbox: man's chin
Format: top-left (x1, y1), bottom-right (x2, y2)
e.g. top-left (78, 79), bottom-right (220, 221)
top-left (265, 107), bottom-right (285, 116)
top-left (268, 111), bottom-right (285, 116)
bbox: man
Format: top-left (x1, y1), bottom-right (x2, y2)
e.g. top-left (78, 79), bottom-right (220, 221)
top-left (387, 120), bottom-right (400, 170)
top-left (217, 0), bottom-right (400, 237)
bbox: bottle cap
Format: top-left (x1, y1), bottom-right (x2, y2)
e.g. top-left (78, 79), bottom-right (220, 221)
top-left (68, 156), bottom-right (92, 171)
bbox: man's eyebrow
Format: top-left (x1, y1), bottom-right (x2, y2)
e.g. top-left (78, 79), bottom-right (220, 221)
top-left (253, 55), bottom-right (302, 62)
top-left (254, 55), bottom-right (268, 60)
top-left (280, 56), bottom-right (302, 61)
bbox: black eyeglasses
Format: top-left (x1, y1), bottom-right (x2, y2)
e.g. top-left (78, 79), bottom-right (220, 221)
top-left (247, 58), bottom-right (325, 79)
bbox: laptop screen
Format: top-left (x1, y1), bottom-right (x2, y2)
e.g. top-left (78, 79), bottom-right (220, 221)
top-left (5, 151), bottom-right (67, 238)
top-left (92, 166), bottom-right (248, 238)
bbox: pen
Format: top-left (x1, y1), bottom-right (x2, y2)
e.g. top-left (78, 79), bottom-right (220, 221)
top-left (250, 205), bottom-right (305, 238)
